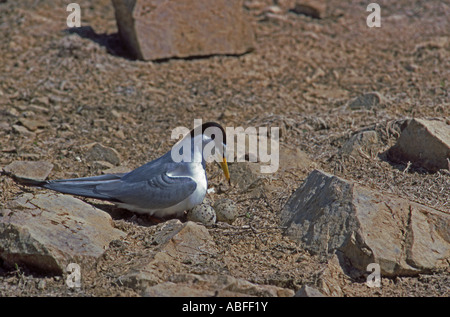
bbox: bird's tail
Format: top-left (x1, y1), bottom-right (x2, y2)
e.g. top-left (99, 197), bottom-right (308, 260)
top-left (42, 174), bottom-right (125, 201)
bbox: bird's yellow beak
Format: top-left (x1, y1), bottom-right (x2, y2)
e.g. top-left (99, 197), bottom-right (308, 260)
top-left (220, 157), bottom-right (231, 185)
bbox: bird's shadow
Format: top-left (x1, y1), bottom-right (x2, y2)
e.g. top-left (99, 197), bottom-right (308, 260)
top-left (63, 26), bottom-right (135, 60)
top-left (89, 201), bottom-right (186, 227)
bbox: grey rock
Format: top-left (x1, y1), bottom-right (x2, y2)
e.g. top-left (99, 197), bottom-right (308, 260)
top-left (147, 219), bottom-right (186, 246)
top-left (91, 160), bottom-right (114, 170)
top-left (83, 142), bottom-right (121, 166)
top-left (3, 161), bottom-right (53, 182)
top-left (0, 193), bottom-right (125, 274)
top-left (144, 273), bottom-right (295, 297)
top-left (387, 118), bottom-right (450, 172)
top-left (151, 220), bottom-right (218, 262)
top-left (111, 0), bottom-right (255, 61)
top-left (339, 130), bottom-right (379, 157)
top-left (294, 285), bottom-right (326, 297)
top-left (281, 170), bottom-right (450, 277)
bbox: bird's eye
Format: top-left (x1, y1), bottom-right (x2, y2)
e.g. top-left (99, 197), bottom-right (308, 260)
top-left (211, 134), bottom-right (215, 140)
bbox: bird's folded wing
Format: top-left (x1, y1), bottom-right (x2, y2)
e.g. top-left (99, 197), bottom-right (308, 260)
top-left (95, 173), bottom-right (197, 209)
top-left (43, 173), bottom-right (125, 200)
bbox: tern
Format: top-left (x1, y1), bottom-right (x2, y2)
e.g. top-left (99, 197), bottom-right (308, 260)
top-left (41, 122), bottom-right (230, 218)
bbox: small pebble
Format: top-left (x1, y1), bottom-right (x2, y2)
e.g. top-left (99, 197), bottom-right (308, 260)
top-left (37, 279), bottom-right (46, 290)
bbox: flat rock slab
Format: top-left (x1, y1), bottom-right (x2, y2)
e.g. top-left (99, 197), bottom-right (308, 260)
top-left (0, 193), bottom-right (125, 274)
top-left (144, 273), bottom-right (294, 297)
top-left (281, 170), bottom-right (450, 277)
top-left (18, 117), bottom-right (49, 131)
top-left (111, 0), bottom-right (255, 60)
top-left (387, 118), bottom-right (450, 172)
top-left (3, 161), bottom-right (53, 182)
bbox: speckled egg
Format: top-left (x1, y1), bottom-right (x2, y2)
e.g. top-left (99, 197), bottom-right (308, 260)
top-left (213, 198), bottom-right (237, 224)
top-left (187, 202), bottom-right (216, 226)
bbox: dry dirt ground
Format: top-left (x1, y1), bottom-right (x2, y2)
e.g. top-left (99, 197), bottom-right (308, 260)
top-left (0, 0), bottom-right (449, 296)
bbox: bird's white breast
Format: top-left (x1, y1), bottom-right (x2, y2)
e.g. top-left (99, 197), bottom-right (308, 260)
top-left (162, 162), bottom-right (207, 216)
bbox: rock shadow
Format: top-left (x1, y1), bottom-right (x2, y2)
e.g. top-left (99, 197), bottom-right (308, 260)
top-left (378, 150), bottom-right (434, 175)
top-left (63, 26), bottom-right (135, 60)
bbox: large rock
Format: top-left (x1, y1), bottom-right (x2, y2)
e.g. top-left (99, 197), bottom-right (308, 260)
top-left (281, 170), bottom-right (450, 277)
top-left (111, 0), bottom-right (255, 60)
top-left (0, 193), bottom-right (125, 274)
top-left (387, 118), bottom-right (450, 172)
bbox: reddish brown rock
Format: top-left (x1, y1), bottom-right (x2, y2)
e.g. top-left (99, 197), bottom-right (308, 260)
top-left (111, 0), bottom-right (255, 60)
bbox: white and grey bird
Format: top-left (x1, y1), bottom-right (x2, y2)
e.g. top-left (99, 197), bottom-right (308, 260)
top-left (41, 122), bottom-right (230, 218)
